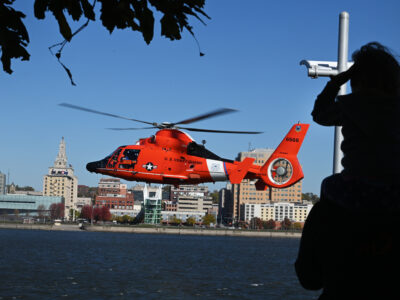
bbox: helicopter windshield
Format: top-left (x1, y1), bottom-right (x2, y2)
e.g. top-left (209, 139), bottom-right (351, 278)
top-left (187, 142), bottom-right (222, 160)
top-left (121, 149), bottom-right (140, 161)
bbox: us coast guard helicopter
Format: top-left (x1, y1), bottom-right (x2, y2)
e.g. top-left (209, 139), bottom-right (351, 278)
top-left (60, 103), bottom-right (309, 190)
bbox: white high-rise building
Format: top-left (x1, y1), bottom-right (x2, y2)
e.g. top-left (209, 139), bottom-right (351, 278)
top-left (241, 202), bottom-right (313, 222)
top-left (43, 137), bottom-right (78, 220)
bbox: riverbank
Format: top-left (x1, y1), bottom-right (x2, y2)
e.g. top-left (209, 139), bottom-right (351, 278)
top-left (0, 223), bottom-right (302, 238)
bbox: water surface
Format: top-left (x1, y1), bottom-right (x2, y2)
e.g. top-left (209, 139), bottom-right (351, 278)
top-left (0, 229), bottom-right (319, 299)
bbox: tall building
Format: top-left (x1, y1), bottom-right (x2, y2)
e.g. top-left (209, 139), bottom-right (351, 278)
top-left (43, 137), bottom-right (78, 219)
top-left (0, 171), bottom-right (6, 195)
top-left (230, 148), bottom-right (303, 222)
top-left (218, 183), bottom-right (233, 225)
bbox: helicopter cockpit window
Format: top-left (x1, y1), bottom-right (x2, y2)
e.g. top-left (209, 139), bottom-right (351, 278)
top-left (107, 148), bottom-right (122, 168)
top-left (121, 149), bottom-right (140, 161)
top-left (186, 142), bottom-right (221, 161)
top-left (119, 149), bottom-right (140, 170)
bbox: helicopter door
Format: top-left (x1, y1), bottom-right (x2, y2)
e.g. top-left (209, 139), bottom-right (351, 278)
top-left (119, 149), bottom-right (141, 170)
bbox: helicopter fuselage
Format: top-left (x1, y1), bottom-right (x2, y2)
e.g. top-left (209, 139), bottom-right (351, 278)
top-left (87, 129), bottom-right (256, 185)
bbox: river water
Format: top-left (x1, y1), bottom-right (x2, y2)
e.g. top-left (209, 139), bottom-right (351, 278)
top-left (0, 229), bottom-right (319, 299)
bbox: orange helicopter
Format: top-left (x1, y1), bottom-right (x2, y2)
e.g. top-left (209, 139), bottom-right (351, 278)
top-left (60, 103), bottom-right (309, 190)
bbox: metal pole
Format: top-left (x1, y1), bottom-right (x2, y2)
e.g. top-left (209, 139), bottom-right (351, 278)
top-left (333, 11), bottom-right (349, 174)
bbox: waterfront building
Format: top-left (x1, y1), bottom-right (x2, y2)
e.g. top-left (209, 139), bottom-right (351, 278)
top-left (95, 178), bottom-right (134, 210)
top-left (161, 210), bottom-right (205, 223)
top-left (241, 202), bottom-right (313, 222)
top-left (110, 200), bottom-right (142, 217)
top-left (43, 137), bottom-right (78, 220)
top-left (0, 194), bottom-right (62, 215)
top-left (0, 171), bottom-right (6, 195)
top-left (230, 149), bottom-right (303, 222)
top-left (75, 197), bottom-right (92, 211)
top-left (170, 185), bottom-right (213, 213)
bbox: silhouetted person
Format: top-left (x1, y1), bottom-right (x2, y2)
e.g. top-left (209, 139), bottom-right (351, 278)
top-left (295, 42), bottom-right (400, 300)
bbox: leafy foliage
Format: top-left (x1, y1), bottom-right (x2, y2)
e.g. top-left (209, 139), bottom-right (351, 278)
top-left (99, 205), bottom-right (111, 221)
top-left (202, 213), bottom-right (215, 226)
top-left (281, 217), bottom-right (292, 230)
top-left (49, 202), bottom-right (64, 219)
top-left (16, 185), bottom-right (35, 191)
top-left (250, 217), bottom-right (263, 229)
top-left (302, 192), bottom-right (320, 204)
top-left (263, 219), bottom-right (276, 230)
top-left (81, 204), bottom-right (111, 221)
top-left (113, 214), bottom-right (135, 224)
top-left (210, 190), bottom-right (219, 204)
top-left (37, 204), bottom-right (46, 218)
top-left (169, 215), bottom-right (182, 225)
top-left (293, 222), bottom-right (303, 230)
top-left (185, 216), bottom-right (196, 226)
top-left (1, 0), bottom-right (209, 76)
top-left (81, 204), bottom-right (93, 220)
top-left (0, 0), bottom-right (30, 74)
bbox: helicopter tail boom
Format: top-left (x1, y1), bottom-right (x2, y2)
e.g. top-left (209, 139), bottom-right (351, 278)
top-left (229, 157), bottom-right (255, 184)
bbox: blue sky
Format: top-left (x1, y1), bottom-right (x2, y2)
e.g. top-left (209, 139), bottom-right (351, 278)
top-left (1, 0), bottom-right (399, 194)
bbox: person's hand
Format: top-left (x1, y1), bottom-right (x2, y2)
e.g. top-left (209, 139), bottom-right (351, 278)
top-left (329, 64), bottom-right (356, 86)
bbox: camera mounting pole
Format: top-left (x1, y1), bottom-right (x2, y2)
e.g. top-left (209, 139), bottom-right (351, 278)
top-left (300, 11), bottom-right (351, 174)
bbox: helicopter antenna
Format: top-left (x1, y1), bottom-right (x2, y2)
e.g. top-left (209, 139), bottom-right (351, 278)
top-left (248, 142), bottom-right (254, 152)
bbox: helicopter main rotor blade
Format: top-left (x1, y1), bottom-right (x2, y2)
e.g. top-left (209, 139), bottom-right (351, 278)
top-left (106, 127), bottom-right (158, 131)
top-left (174, 108), bottom-right (237, 125)
top-left (177, 126), bottom-right (263, 134)
top-left (59, 103), bottom-right (155, 126)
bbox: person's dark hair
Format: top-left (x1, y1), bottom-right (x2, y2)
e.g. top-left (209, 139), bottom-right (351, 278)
top-left (351, 42), bottom-right (400, 96)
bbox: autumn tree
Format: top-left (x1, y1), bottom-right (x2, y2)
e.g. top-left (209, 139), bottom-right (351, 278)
top-left (281, 217), bottom-right (292, 230)
top-left (250, 217), bottom-right (263, 230)
top-left (0, 0), bottom-right (209, 83)
top-left (185, 216), bottom-right (196, 226)
top-left (115, 214), bottom-right (134, 224)
top-left (202, 214), bottom-right (215, 226)
top-left (100, 206), bottom-right (111, 221)
top-left (263, 219), bottom-right (276, 230)
top-left (49, 203), bottom-right (64, 219)
top-left (169, 216), bottom-right (182, 226)
top-left (37, 204), bottom-right (46, 219)
top-left (293, 222), bottom-right (303, 230)
top-left (80, 204), bottom-right (93, 220)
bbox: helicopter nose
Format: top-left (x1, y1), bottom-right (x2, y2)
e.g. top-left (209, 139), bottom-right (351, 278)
top-left (86, 159), bottom-right (108, 173)
top-left (86, 162), bottom-right (98, 173)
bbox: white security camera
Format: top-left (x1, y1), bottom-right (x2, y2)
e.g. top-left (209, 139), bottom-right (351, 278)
top-left (300, 60), bottom-right (354, 78)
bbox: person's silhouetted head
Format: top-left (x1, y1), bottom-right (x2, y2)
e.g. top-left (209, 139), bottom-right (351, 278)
top-left (351, 42), bottom-right (400, 96)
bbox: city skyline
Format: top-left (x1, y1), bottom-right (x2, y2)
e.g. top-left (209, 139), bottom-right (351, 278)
top-left (1, 1), bottom-right (400, 194)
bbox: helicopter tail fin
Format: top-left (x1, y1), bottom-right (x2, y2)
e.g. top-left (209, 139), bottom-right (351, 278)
top-left (255, 123), bottom-right (309, 190)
